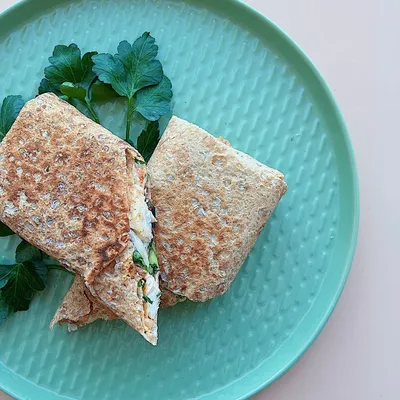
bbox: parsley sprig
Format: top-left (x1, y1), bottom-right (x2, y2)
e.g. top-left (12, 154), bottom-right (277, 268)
top-left (38, 32), bottom-right (173, 159)
top-left (0, 95), bottom-right (24, 141)
top-left (92, 32), bottom-right (172, 142)
top-left (0, 240), bottom-right (73, 323)
top-left (38, 44), bottom-right (118, 123)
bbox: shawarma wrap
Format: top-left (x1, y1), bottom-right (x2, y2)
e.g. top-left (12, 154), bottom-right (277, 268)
top-left (52, 116), bottom-right (287, 328)
top-left (0, 93), bottom-right (160, 344)
top-left (52, 277), bottom-right (183, 331)
top-left (148, 116), bottom-right (287, 302)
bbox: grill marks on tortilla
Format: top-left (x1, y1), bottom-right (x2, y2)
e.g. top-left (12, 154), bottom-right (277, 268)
top-left (52, 150), bottom-right (163, 338)
top-left (0, 94), bottom-right (160, 344)
top-left (148, 116), bottom-right (287, 302)
top-left (75, 149), bottom-right (160, 344)
top-left (0, 93), bottom-right (133, 281)
top-left (50, 275), bottom-right (117, 330)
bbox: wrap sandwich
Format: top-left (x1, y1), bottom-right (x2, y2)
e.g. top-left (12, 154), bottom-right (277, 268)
top-left (52, 116), bottom-right (287, 329)
top-left (0, 93), bottom-right (161, 344)
top-left (51, 277), bottom-right (183, 331)
top-left (148, 117), bottom-right (288, 302)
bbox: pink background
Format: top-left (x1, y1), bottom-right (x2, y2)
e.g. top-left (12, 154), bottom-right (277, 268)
top-left (0, 0), bottom-right (397, 399)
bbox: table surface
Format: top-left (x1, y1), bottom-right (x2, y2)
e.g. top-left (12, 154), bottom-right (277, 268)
top-left (0, 0), bottom-right (398, 399)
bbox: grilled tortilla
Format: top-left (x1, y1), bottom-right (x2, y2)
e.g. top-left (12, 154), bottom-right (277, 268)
top-left (54, 115), bottom-right (288, 317)
top-left (0, 93), bottom-right (160, 344)
top-left (52, 277), bottom-right (184, 330)
top-left (50, 275), bottom-right (117, 330)
top-left (147, 116), bottom-right (287, 302)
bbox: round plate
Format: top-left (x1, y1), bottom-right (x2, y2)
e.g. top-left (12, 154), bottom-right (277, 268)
top-left (0, 0), bottom-right (359, 399)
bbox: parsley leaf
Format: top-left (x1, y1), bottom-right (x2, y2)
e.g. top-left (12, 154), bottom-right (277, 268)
top-left (134, 75), bottom-right (172, 121)
top-left (93, 33), bottom-right (163, 99)
top-left (39, 44), bottom-right (101, 123)
top-left (0, 275), bottom-right (7, 289)
top-left (133, 250), bottom-right (146, 269)
top-left (0, 295), bottom-right (9, 324)
top-left (137, 121), bottom-right (160, 162)
top-left (0, 262), bottom-right (46, 312)
top-left (0, 95), bottom-right (25, 141)
top-left (148, 240), bottom-right (159, 274)
top-left (34, 261), bottom-right (49, 283)
top-left (143, 294), bottom-right (153, 304)
top-left (15, 240), bottom-right (50, 283)
top-left (92, 32), bottom-right (163, 141)
top-left (0, 222), bottom-right (14, 237)
top-left (39, 44), bottom-right (94, 93)
top-left (15, 240), bottom-right (42, 264)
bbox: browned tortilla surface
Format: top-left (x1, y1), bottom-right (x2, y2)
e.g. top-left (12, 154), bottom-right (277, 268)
top-left (147, 116), bottom-right (287, 302)
top-left (0, 93), bottom-right (133, 281)
top-left (50, 275), bottom-right (117, 329)
top-left (52, 277), bottom-right (183, 330)
top-left (0, 93), bottom-right (158, 344)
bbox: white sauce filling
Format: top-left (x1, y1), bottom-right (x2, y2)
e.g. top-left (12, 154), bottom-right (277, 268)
top-left (129, 230), bottom-right (150, 266)
top-left (130, 166), bottom-right (156, 244)
top-left (129, 163), bottom-right (160, 325)
top-left (143, 272), bottom-right (160, 322)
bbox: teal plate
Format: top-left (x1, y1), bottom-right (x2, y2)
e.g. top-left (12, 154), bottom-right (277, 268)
top-left (0, 0), bottom-right (359, 399)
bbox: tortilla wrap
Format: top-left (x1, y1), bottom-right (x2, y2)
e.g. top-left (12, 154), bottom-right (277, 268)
top-left (0, 93), bottom-right (160, 344)
top-left (52, 276), bottom-right (184, 330)
top-left (53, 115), bottom-right (287, 323)
top-left (147, 116), bottom-right (287, 302)
top-left (50, 275), bottom-right (117, 330)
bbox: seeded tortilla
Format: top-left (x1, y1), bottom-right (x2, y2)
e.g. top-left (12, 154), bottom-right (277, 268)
top-left (50, 275), bottom-right (117, 330)
top-left (52, 276), bottom-right (183, 330)
top-left (0, 93), bottom-right (159, 344)
top-left (147, 116), bottom-right (287, 302)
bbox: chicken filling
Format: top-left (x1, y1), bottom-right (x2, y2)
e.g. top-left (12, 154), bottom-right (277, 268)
top-left (128, 157), bottom-right (160, 327)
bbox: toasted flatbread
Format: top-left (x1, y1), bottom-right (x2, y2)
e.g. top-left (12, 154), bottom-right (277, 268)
top-left (0, 93), bottom-right (160, 344)
top-left (52, 277), bottom-right (184, 330)
top-left (50, 275), bottom-right (117, 330)
top-left (147, 116), bottom-right (287, 302)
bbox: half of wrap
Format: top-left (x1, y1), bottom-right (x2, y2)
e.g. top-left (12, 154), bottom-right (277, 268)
top-left (148, 116), bottom-right (287, 302)
top-left (0, 93), bottom-right (160, 344)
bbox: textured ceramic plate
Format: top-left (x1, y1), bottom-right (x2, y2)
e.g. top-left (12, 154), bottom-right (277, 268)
top-left (0, 0), bottom-right (359, 399)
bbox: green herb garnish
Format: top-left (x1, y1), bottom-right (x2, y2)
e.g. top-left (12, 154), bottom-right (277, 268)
top-left (148, 241), bottom-right (159, 274)
top-left (138, 278), bottom-right (146, 288)
top-left (37, 33), bottom-right (173, 159)
top-left (133, 250), bottom-right (146, 269)
top-left (133, 245), bottom-right (158, 276)
top-left (93, 32), bottom-right (172, 142)
top-left (143, 294), bottom-right (153, 304)
top-left (15, 240), bottom-right (42, 264)
top-left (137, 121), bottom-right (160, 162)
top-left (0, 240), bottom-right (72, 324)
top-left (133, 75), bottom-right (172, 122)
top-left (0, 294), bottom-right (9, 324)
top-left (38, 44), bottom-right (116, 123)
top-left (134, 157), bottom-right (146, 165)
top-left (0, 261), bottom-right (46, 312)
top-left (0, 95), bottom-right (25, 142)
top-left (0, 222), bottom-right (14, 237)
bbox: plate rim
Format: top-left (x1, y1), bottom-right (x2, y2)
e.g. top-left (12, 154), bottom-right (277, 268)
top-left (0, 0), bottom-right (360, 399)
